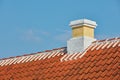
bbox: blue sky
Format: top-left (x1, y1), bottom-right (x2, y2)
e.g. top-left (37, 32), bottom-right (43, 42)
top-left (0, 0), bottom-right (120, 58)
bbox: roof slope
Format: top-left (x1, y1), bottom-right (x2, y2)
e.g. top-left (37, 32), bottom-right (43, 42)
top-left (0, 38), bottom-right (120, 80)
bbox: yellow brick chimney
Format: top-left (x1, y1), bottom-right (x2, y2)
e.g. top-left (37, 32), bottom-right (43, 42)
top-left (70, 19), bottom-right (97, 38)
top-left (67, 19), bottom-right (97, 54)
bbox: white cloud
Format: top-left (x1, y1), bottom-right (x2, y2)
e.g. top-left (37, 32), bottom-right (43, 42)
top-left (54, 30), bottom-right (71, 42)
top-left (40, 31), bottom-right (50, 36)
top-left (22, 29), bottom-right (42, 42)
top-left (21, 28), bottom-right (71, 43)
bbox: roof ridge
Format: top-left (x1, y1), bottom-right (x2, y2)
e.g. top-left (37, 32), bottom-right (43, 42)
top-left (0, 47), bottom-right (66, 60)
top-left (0, 47), bottom-right (66, 66)
top-left (92, 37), bottom-right (120, 43)
top-left (61, 37), bottom-right (120, 62)
top-left (0, 37), bottom-right (119, 65)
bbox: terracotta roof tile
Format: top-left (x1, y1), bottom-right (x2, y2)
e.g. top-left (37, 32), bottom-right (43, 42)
top-left (0, 38), bottom-right (120, 79)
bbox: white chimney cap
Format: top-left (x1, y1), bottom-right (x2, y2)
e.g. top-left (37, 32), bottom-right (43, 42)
top-left (69, 19), bottom-right (97, 28)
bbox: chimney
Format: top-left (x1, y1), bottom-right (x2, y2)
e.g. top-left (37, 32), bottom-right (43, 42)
top-left (67, 19), bottom-right (97, 54)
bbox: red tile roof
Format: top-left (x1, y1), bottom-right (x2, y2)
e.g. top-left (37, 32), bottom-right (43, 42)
top-left (0, 38), bottom-right (120, 80)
